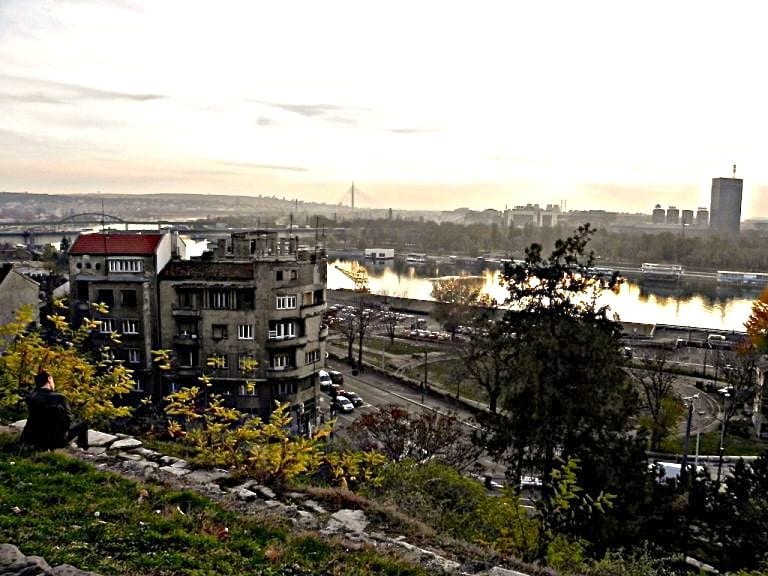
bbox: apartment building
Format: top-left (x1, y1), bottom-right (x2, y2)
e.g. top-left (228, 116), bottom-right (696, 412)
top-left (68, 232), bottom-right (177, 393)
top-left (158, 231), bottom-right (327, 431)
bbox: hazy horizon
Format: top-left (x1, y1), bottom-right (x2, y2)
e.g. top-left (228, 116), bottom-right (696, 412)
top-left (3, 1), bottom-right (768, 217)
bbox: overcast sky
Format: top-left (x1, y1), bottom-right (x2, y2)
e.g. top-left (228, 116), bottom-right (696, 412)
top-left (2, 1), bottom-right (768, 216)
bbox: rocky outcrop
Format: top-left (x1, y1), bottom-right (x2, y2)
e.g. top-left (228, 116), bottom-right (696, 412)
top-left (5, 421), bottom-right (530, 576)
top-left (0, 543), bottom-right (100, 576)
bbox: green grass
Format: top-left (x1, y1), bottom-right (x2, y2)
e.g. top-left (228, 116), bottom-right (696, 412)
top-left (658, 430), bottom-right (767, 457)
top-left (0, 436), bottom-right (427, 576)
top-left (362, 337), bottom-right (437, 356)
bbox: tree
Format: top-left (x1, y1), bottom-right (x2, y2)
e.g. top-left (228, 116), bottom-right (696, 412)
top-left (431, 276), bottom-right (492, 340)
top-left (0, 303), bottom-right (134, 427)
top-left (473, 225), bottom-right (645, 554)
top-left (745, 287), bottom-right (768, 353)
top-left (630, 350), bottom-right (682, 450)
top-left (345, 403), bottom-right (480, 469)
top-left (460, 314), bottom-right (514, 414)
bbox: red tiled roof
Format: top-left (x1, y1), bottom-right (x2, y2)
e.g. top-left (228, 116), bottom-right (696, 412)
top-left (69, 233), bottom-right (165, 256)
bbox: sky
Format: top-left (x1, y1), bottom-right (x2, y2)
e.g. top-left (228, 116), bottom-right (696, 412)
top-left (2, 1), bottom-right (768, 217)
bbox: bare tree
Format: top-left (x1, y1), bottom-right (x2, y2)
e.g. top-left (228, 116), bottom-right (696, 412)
top-left (720, 346), bottom-right (760, 436)
top-left (345, 403), bottom-right (480, 470)
top-left (630, 349), bottom-right (679, 450)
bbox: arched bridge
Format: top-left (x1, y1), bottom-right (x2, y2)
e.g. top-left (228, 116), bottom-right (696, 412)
top-left (57, 212), bottom-right (127, 225)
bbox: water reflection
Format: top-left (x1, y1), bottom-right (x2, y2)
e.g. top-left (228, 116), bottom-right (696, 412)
top-left (329, 259), bottom-right (755, 332)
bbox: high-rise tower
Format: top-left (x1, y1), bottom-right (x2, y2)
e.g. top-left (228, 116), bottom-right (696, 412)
top-left (709, 166), bottom-right (742, 234)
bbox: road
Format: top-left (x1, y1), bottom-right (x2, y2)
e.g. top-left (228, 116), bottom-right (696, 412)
top-left (322, 358), bottom-right (509, 485)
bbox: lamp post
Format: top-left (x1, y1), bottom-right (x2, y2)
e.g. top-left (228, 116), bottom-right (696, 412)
top-left (716, 390), bottom-right (731, 483)
top-left (422, 350), bottom-right (428, 404)
top-left (680, 394), bottom-right (698, 482)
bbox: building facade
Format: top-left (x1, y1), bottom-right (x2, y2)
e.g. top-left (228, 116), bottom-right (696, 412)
top-left (68, 230), bottom-right (327, 431)
top-left (158, 231), bottom-right (327, 430)
top-left (68, 232), bottom-right (177, 394)
top-left (0, 263), bottom-right (40, 330)
top-left (710, 177), bottom-right (743, 234)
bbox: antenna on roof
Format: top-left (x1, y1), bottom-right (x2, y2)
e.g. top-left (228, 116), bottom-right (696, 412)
top-left (733, 163), bottom-right (737, 178)
top-left (99, 195), bottom-right (104, 234)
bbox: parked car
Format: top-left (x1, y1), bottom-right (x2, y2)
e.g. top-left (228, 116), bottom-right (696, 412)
top-left (328, 370), bottom-right (344, 384)
top-left (345, 392), bottom-right (364, 407)
top-left (333, 395), bottom-right (354, 413)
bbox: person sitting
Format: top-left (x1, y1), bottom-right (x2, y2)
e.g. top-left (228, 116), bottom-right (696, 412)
top-left (20, 370), bottom-right (89, 451)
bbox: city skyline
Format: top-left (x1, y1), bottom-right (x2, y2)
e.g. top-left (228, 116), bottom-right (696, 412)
top-left (3, 1), bottom-right (768, 217)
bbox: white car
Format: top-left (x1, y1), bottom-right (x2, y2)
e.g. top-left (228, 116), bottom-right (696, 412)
top-left (333, 395), bottom-right (354, 413)
top-left (318, 370), bottom-right (333, 391)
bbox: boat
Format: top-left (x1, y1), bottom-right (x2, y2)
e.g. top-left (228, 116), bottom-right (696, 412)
top-left (716, 270), bottom-right (768, 287)
top-left (405, 253), bottom-right (428, 264)
top-left (641, 262), bottom-right (683, 282)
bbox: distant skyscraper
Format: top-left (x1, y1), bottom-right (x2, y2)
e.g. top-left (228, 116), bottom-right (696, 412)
top-left (652, 204), bottom-right (665, 224)
top-left (666, 206), bottom-right (679, 225)
top-left (709, 177), bottom-right (743, 234)
top-left (696, 207), bottom-right (709, 227)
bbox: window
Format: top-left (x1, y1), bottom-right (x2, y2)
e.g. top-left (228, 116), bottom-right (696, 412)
top-left (121, 290), bottom-right (137, 307)
top-left (305, 350), bottom-right (320, 365)
top-left (302, 291), bottom-right (314, 306)
top-left (207, 354), bottom-right (228, 369)
top-left (122, 319), bottom-right (139, 334)
top-left (96, 289), bottom-right (114, 307)
top-left (177, 321), bottom-right (198, 337)
top-left (268, 320), bottom-right (296, 340)
top-left (275, 295), bottom-right (297, 309)
top-left (236, 289), bottom-right (254, 310)
top-left (276, 270), bottom-right (284, 281)
top-left (178, 290), bottom-right (197, 308)
top-left (238, 354), bottom-right (258, 372)
top-left (99, 318), bottom-right (115, 333)
top-left (272, 353), bottom-right (290, 369)
top-left (237, 324), bottom-right (254, 340)
top-left (108, 259), bottom-right (142, 273)
top-left (210, 289), bottom-right (231, 309)
top-left (290, 270), bottom-right (298, 280)
top-left (127, 349), bottom-right (141, 364)
top-left (212, 324), bottom-right (228, 340)
top-left (277, 381), bottom-right (298, 396)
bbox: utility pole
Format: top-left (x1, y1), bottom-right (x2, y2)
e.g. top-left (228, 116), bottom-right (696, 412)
top-left (680, 395), bottom-right (698, 483)
top-left (422, 350), bottom-right (428, 404)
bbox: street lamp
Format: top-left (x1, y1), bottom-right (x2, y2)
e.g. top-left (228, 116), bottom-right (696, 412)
top-left (422, 350), bottom-right (428, 404)
top-left (716, 389), bottom-right (731, 483)
top-left (680, 394), bottom-right (699, 482)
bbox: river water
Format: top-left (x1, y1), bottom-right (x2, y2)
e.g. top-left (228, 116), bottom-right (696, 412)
top-left (328, 259), bottom-right (759, 333)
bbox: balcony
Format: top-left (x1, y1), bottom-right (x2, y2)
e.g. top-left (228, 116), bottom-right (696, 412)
top-left (266, 365), bottom-right (306, 379)
top-left (300, 302), bottom-right (326, 318)
top-left (173, 333), bottom-right (200, 346)
top-left (171, 304), bottom-right (201, 318)
top-left (319, 325), bottom-right (329, 340)
top-left (265, 330), bottom-right (307, 348)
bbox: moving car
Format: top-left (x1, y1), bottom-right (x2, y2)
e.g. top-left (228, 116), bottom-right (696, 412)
top-left (328, 370), bottom-right (344, 384)
top-left (345, 392), bottom-right (364, 407)
top-left (318, 370), bottom-right (333, 391)
top-left (333, 395), bottom-right (354, 413)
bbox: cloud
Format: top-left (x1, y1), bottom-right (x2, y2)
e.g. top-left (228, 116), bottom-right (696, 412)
top-left (250, 100), bottom-right (367, 126)
top-left (213, 160), bottom-right (309, 173)
top-left (386, 127), bottom-right (436, 134)
top-left (0, 74), bottom-right (165, 103)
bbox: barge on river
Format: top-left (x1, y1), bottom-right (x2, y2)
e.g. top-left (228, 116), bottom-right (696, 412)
top-left (716, 270), bottom-right (768, 287)
top-left (641, 262), bottom-right (683, 283)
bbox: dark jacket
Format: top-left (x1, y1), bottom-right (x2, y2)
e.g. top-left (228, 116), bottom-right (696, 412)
top-left (20, 388), bottom-right (73, 449)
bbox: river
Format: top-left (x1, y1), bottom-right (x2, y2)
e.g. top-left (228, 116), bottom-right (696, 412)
top-left (328, 259), bottom-right (760, 333)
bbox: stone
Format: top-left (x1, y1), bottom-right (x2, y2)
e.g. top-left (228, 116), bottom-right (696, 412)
top-left (328, 509), bottom-right (368, 534)
top-left (87, 430), bottom-right (117, 447)
top-left (254, 485), bottom-right (276, 499)
top-left (236, 488), bottom-right (259, 501)
top-left (51, 565), bottom-right (102, 575)
top-left (487, 568), bottom-right (532, 576)
top-left (301, 499), bottom-right (327, 515)
top-left (159, 465), bottom-right (190, 477)
top-left (109, 438), bottom-right (142, 450)
top-left (292, 510), bottom-right (318, 529)
top-left (10, 420), bottom-right (26, 431)
top-left (184, 469), bottom-right (229, 485)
